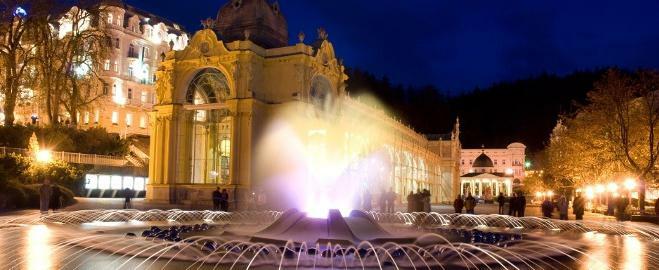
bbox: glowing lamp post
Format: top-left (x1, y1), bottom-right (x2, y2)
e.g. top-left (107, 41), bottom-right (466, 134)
top-left (35, 149), bottom-right (52, 164)
top-left (624, 178), bottom-right (636, 205)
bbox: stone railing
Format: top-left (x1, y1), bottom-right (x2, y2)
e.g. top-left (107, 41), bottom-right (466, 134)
top-left (0, 147), bottom-right (128, 167)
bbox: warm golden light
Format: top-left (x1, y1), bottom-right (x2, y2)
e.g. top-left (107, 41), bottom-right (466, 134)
top-left (35, 150), bottom-right (52, 163)
top-left (504, 168), bottom-right (514, 175)
top-left (546, 190), bottom-right (554, 197)
top-left (607, 182), bottom-right (618, 192)
top-left (535, 191), bottom-right (542, 197)
top-left (585, 186), bottom-right (595, 199)
top-left (26, 225), bottom-right (52, 270)
top-left (595, 184), bottom-right (605, 193)
top-left (624, 178), bottom-right (636, 190)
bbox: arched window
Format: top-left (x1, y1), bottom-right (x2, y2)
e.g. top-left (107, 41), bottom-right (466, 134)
top-left (186, 68), bottom-right (230, 104)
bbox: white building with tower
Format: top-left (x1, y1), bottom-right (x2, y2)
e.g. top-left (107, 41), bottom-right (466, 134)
top-left (459, 143), bottom-right (526, 200)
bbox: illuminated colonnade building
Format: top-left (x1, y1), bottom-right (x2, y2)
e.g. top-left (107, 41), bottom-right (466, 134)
top-left (147, 0), bottom-right (460, 207)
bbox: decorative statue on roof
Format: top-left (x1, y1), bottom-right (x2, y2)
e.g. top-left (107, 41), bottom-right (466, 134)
top-left (317, 27), bottom-right (328, 40)
top-left (201, 18), bottom-right (215, 29)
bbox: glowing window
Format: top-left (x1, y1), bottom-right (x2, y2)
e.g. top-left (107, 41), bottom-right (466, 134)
top-left (98, 175), bottom-right (111, 189)
top-left (122, 176), bottom-right (134, 189)
top-left (134, 177), bottom-right (145, 191)
top-left (103, 60), bottom-right (110, 71)
top-left (139, 115), bottom-right (146, 128)
top-left (141, 91), bottom-right (147, 103)
top-left (94, 110), bottom-right (100, 124)
top-left (126, 113), bottom-right (132, 127)
top-left (107, 13), bottom-right (113, 24)
top-left (110, 175), bottom-right (123, 189)
top-left (83, 111), bottom-right (89, 124)
top-left (113, 61), bottom-right (118, 72)
top-left (111, 111), bottom-right (118, 124)
top-left (85, 174), bottom-right (98, 189)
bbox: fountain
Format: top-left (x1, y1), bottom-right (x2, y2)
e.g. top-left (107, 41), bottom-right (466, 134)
top-left (0, 208), bottom-right (657, 269)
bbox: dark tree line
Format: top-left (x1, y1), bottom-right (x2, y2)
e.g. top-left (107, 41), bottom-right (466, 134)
top-left (345, 67), bottom-right (606, 153)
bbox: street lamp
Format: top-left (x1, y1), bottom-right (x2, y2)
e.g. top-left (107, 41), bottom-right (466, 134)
top-left (35, 149), bottom-right (52, 164)
top-left (624, 178), bottom-right (636, 190)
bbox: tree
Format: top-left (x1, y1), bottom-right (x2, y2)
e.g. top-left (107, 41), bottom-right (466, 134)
top-left (546, 69), bottom-right (659, 211)
top-left (34, 2), bottom-right (110, 124)
top-left (0, 0), bottom-right (39, 125)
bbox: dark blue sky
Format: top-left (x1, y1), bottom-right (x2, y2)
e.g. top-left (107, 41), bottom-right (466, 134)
top-left (126, 0), bottom-right (659, 93)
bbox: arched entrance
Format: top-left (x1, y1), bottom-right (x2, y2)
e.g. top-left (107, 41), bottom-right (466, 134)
top-left (185, 68), bottom-right (232, 184)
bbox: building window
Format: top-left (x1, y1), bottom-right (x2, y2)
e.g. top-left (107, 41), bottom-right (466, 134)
top-left (111, 111), bottom-right (118, 125)
top-left (469, 160), bottom-right (472, 165)
top-left (139, 115), bottom-right (146, 128)
top-left (142, 46), bottom-right (150, 59)
top-left (127, 88), bottom-right (132, 99)
top-left (113, 61), bottom-right (118, 72)
top-left (503, 160), bottom-right (506, 165)
top-left (494, 160), bottom-right (497, 165)
top-left (128, 44), bottom-right (136, 58)
top-left (102, 84), bottom-right (109, 95)
top-left (94, 110), bottom-right (100, 124)
top-left (103, 59), bottom-right (110, 71)
top-left (461, 160), bottom-right (464, 165)
top-left (112, 84), bottom-right (117, 96)
top-left (126, 113), bottom-right (132, 127)
top-left (83, 111), bottom-right (90, 124)
top-left (128, 66), bottom-right (134, 78)
top-left (107, 13), bottom-right (113, 24)
top-left (114, 38), bottom-right (120, 49)
top-left (141, 91), bottom-right (147, 103)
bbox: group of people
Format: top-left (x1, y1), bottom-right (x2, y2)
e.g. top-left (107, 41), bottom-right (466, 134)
top-left (500, 192), bottom-right (527, 217)
top-left (212, 187), bottom-right (230, 212)
top-left (39, 178), bottom-right (62, 213)
top-left (407, 189), bottom-right (432, 212)
top-left (542, 194), bottom-right (586, 220)
top-left (453, 193), bottom-right (477, 214)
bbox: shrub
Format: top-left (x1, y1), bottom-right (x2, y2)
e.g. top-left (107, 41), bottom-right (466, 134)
top-left (0, 125), bottom-right (129, 156)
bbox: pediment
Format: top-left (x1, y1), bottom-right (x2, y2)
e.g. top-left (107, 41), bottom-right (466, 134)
top-left (176, 29), bottom-right (230, 61)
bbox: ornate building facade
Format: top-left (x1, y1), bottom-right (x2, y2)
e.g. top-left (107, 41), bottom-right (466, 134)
top-left (5, 2), bottom-right (189, 138)
top-left (147, 0), bottom-right (461, 208)
top-left (459, 143), bottom-right (526, 199)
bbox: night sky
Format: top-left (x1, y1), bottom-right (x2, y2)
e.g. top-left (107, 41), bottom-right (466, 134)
top-left (126, 0), bottom-right (659, 94)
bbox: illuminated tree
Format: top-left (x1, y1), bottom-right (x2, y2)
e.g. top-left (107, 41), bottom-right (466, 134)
top-left (546, 69), bottom-right (659, 211)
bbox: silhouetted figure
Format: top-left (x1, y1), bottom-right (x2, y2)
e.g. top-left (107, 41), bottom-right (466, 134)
top-left (541, 198), bottom-right (553, 218)
top-left (557, 195), bottom-right (568, 220)
top-left (220, 189), bottom-right (229, 212)
top-left (386, 189), bottom-right (396, 213)
top-left (573, 194), bottom-right (585, 220)
top-left (406, 191), bottom-right (415, 212)
top-left (607, 196), bottom-right (615, 216)
top-left (422, 189), bottom-right (431, 212)
top-left (50, 185), bottom-right (62, 211)
top-left (496, 192), bottom-right (505, 215)
top-left (508, 193), bottom-right (518, 216)
top-left (379, 189), bottom-right (387, 212)
top-left (453, 195), bottom-right (464, 213)
top-left (39, 180), bottom-right (52, 214)
top-left (212, 187), bottom-right (222, 211)
top-left (123, 187), bottom-right (133, 209)
top-left (518, 192), bottom-right (526, 217)
top-left (464, 193), bottom-right (476, 214)
top-left (363, 190), bottom-right (372, 211)
top-left (616, 196), bottom-right (629, 221)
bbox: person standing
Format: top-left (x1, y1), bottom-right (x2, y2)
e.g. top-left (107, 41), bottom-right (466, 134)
top-left (362, 190), bottom-right (372, 211)
top-left (386, 189), bottom-right (396, 213)
top-left (406, 191), bottom-right (415, 212)
top-left (379, 189), bottom-right (387, 212)
top-left (50, 184), bottom-right (62, 212)
top-left (541, 198), bottom-right (553, 218)
top-left (39, 179), bottom-right (52, 214)
top-left (220, 189), bottom-right (229, 212)
top-left (573, 194), bottom-right (585, 220)
top-left (123, 187), bottom-right (133, 209)
top-left (616, 195), bottom-right (629, 221)
top-left (464, 193), bottom-right (476, 214)
top-left (212, 187), bottom-right (222, 211)
top-left (496, 192), bottom-right (505, 215)
top-left (422, 189), bottom-right (431, 212)
top-left (518, 192), bottom-right (526, 217)
top-left (557, 195), bottom-right (568, 220)
top-left (453, 195), bottom-right (464, 213)
top-left (508, 193), bottom-right (517, 216)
